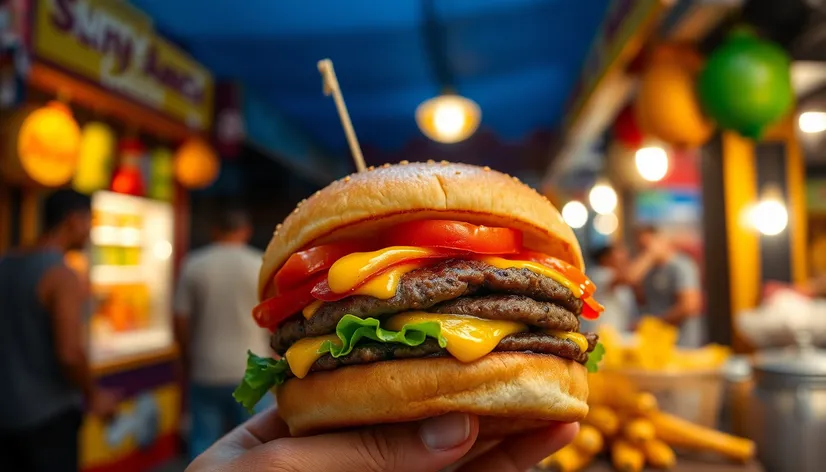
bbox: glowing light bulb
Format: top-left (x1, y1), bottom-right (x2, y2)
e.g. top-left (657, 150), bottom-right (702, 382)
top-left (433, 102), bottom-right (467, 139)
top-left (635, 146), bottom-right (669, 182)
top-left (589, 182), bottom-right (617, 215)
top-left (562, 201), bottom-right (588, 229)
top-left (594, 213), bottom-right (619, 235)
top-left (415, 94), bottom-right (481, 143)
top-left (799, 112), bottom-right (826, 134)
top-left (153, 240), bottom-right (173, 260)
top-left (749, 201), bottom-right (788, 236)
top-left (748, 186), bottom-right (788, 236)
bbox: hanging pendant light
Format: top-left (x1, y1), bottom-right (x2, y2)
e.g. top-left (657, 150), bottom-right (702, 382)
top-left (417, 0), bottom-right (480, 145)
top-left (416, 91), bottom-right (481, 144)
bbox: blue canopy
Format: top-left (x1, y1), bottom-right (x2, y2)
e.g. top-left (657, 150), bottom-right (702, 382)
top-left (132, 0), bottom-right (609, 172)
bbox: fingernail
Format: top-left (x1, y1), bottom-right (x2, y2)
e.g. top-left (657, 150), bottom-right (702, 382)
top-left (419, 413), bottom-right (471, 451)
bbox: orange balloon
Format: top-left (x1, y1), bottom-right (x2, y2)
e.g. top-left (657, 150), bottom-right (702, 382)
top-left (635, 47), bottom-right (714, 148)
top-left (174, 138), bottom-right (220, 189)
top-left (1, 102), bottom-right (81, 187)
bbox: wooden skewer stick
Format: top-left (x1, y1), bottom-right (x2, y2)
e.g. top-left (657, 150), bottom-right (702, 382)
top-left (317, 58), bottom-right (366, 173)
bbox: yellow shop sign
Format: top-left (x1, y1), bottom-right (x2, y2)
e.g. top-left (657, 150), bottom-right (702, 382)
top-left (32, 0), bottom-right (214, 130)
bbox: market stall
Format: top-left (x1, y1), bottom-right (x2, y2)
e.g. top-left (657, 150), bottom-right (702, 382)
top-left (545, 0), bottom-right (809, 346)
top-left (540, 0), bottom-right (823, 471)
top-left (0, 0), bottom-right (218, 470)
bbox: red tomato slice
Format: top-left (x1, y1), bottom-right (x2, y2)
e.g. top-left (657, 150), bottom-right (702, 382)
top-left (272, 242), bottom-right (371, 294)
top-left (582, 297), bottom-right (604, 320)
top-left (253, 274), bottom-right (327, 330)
top-left (383, 220), bottom-right (522, 254)
top-left (310, 279), bottom-right (344, 302)
top-left (266, 221), bottom-right (521, 295)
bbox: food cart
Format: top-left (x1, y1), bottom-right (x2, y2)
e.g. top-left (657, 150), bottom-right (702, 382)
top-left (1, 0), bottom-right (216, 469)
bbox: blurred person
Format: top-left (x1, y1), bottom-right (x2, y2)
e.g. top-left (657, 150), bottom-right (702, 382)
top-left (623, 225), bottom-right (704, 347)
top-left (583, 245), bottom-right (638, 333)
top-left (0, 189), bottom-right (118, 472)
top-left (174, 207), bottom-right (274, 460)
top-left (187, 407), bottom-right (578, 472)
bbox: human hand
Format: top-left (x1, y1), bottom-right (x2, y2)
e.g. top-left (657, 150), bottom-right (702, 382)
top-left (187, 406), bottom-right (578, 472)
top-left (89, 388), bottom-right (120, 421)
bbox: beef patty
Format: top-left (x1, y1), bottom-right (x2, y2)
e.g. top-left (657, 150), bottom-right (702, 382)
top-left (272, 259), bottom-right (583, 353)
top-left (285, 332), bottom-right (600, 378)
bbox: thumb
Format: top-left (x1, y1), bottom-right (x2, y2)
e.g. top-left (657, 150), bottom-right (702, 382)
top-left (242, 413), bottom-right (478, 472)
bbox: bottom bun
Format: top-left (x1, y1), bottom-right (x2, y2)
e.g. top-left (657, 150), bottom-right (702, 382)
top-left (276, 352), bottom-right (589, 438)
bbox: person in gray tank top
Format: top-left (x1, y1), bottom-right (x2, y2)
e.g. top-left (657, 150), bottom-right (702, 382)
top-left (0, 189), bottom-right (119, 472)
top-left (627, 226), bottom-right (705, 347)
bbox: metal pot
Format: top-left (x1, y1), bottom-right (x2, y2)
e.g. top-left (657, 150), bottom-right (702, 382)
top-left (747, 346), bottom-right (826, 472)
top-left (720, 355), bottom-right (753, 436)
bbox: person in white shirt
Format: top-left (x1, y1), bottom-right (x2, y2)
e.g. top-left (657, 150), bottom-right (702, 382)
top-left (174, 208), bottom-right (274, 460)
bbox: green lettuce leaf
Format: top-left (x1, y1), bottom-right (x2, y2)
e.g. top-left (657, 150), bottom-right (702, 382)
top-left (585, 342), bottom-right (605, 373)
top-left (319, 314), bottom-right (447, 357)
top-left (233, 315), bottom-right (446, 411)
top-left (233, 351), bottom-right (289, 413)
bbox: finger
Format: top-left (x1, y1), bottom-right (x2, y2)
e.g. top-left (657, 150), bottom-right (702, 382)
top-left (243, 413), bottom-right (479, 472)
top-left (456, 422), bottom-right (579, 472)
top-left (188, 407), bottom-right (290, 468)
top-left (441, 439), bottom-right (501, 472)
top-left (244, 406), bottom-right (292, 444)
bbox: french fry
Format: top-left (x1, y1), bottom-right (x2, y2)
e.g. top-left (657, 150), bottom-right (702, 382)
top-left (572, 424), bottom-right (604, 455)
top-left (611, 391), bottom-right (658, 415)
top-left (597, 375), bottom-right (644, 412)
top-left (612, 439), bottom-right (645, 472)
top-left (643, 439), bottom-right (677, 469)
top-left (623, 418), bottom-right (656, 445)
top-left (632, 392), bottom-right (658, 414)
top-left (582, 405), bottom-right (619, 437)
top-left (648, 411), bottom-right (756, 462)
top-left (540, 444), bottom-right (593, 472)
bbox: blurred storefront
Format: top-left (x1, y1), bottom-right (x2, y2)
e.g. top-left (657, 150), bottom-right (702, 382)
top-left (540, 2), bottom-right (826, 471)
top-left (0, 0), bottom-right (217, 470)
top-left (545, 0), bottom-right (817, 349)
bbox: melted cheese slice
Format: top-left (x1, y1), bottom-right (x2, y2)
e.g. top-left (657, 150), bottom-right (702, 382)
top-left (479, 256), bottom-right (583, 297)
top-left (546, 330), bottom-right (589, 352)
top-left (384, 313), bottom-right (526, 363)
top-left (350, 262), bottom-right (426, 299)
top-left (327, 246), bottom-right (438, 293)
top-left (302, 300), bottom-right (324, 319)
top-left (284, 334), bottom-right (341, 379)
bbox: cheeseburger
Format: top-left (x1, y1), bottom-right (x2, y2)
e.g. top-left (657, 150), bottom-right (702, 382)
top-left (234, 161), bottom-right (604, 438)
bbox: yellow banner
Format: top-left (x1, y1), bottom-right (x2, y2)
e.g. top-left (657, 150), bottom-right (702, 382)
top-left (33, 0), bottom-right (214, 130)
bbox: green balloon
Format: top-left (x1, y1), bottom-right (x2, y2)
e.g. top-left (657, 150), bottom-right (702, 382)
top-left (697, 30), bottom-right (793, 139)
